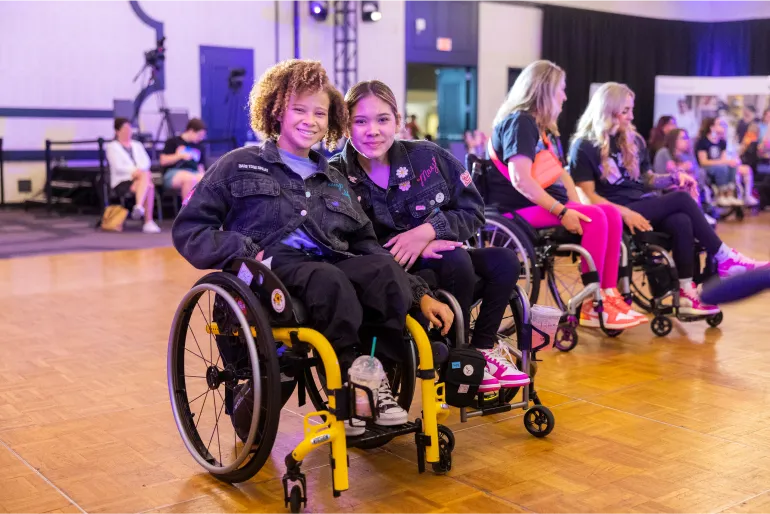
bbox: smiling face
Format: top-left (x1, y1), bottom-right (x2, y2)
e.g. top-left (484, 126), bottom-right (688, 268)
top-left (348, 94), bottom-right (398, 163)
top-left (277, 90), bottom-right (330, 157)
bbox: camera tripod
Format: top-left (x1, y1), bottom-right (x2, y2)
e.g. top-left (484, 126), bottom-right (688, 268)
top-left (132, 61), bottom-right (176, 142)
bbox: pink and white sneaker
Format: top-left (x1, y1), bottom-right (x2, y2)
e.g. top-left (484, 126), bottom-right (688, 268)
top-left (679, 285), bottom-right (720, 316)
top-left (478, 368), bottom-right (501, 393)
top-left (480, 346), bottom-right (530, 388)
top-left (717, 250), bottom-right (770, 278)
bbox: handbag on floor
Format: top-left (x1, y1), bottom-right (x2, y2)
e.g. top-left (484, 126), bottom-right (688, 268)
top-left (100, 205), bottom-right (129, 232)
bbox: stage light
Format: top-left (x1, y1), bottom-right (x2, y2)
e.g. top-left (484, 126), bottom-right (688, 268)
top-left (362, 1), bottom-right (381, 22)
top-left (309, 1), bottom-right (328, 21)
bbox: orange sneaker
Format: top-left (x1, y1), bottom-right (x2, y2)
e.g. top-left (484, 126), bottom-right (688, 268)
top-left (604, 290), bottom-right (648, 324)
top-left (580, 299), bottom-right (644, 330)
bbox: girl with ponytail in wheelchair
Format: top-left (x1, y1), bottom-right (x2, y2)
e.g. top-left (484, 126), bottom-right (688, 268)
top-left (488, 60), bottom-right (648, 332)
top-left (569, 82), bottom-right (769, 317)
top-left (329, 79), bottom-right (529, 395)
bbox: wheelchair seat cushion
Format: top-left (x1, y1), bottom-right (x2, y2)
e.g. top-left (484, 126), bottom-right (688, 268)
top-left (537, 226), bottom-right (582, 246)
top-left (290, 295), bottom-right (309, 326)
top-left (632, 231), bottom-right (673, 250)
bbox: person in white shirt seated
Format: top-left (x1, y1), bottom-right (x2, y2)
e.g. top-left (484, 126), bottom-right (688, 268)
top-left (104, 118), bottom-right (161, 233)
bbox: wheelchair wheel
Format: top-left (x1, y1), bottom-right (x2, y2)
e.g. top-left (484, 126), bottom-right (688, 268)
top-left (468, 214), bottom-right (541, 305)
top-left (628, 251), bottom-right (658, 314)
top-left (706, 312), bottom-right (724, 328)
top-left (168, 272), bottom-right (281, 483)
top-left (543, 251), bottom-right (584, 314)
top-left (524, 405), bottom-right (554, 438)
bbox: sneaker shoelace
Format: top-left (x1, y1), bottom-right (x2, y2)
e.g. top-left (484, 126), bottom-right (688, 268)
top-left (492, 343), bottom-right (520, 372)
top-left (378, 377), bottom-right (398, 408)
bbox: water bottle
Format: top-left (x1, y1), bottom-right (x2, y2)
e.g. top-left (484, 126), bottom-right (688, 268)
top-left (348, 355), bottom-right (384, 417)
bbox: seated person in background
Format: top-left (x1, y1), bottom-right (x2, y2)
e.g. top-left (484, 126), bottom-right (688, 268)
top-left (104, 118), bottom-right (161, 233)
top-left (160, 118), bottom-right (208, 199)
top-left (695, 117), bottom-right (758, 207)
top-left (489, 60), bottom-right (647, 331)
top-left (653, 128), bottom-right (715, 225)
top-left (736, 105), bottom-right (758, 143)
top-left (570, 82), bottom-right (768, 317)
top-left (647, 115), bottom-right (677, 161)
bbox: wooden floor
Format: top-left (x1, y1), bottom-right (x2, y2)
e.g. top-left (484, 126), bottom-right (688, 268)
top-left (2, 213), bottom-right (770, 514)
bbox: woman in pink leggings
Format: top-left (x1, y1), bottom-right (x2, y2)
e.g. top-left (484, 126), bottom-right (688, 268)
top-left (485, 60), bottom-right (647, 331)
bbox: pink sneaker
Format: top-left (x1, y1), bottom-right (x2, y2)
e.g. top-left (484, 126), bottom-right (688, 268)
top-left (480, 347), bottom-right (530, 388)
top-left (718, 250), bottom-right (770, 278)
top-left (679, 286), bottom-right (720, 316)
top-left (478, 368), bottom-right (501, 393)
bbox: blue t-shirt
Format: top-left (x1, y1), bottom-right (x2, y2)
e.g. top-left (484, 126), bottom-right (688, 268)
top-left (278, 148), bottom-right (322, 254)
top-left (488, 111), bottom-right (569, 211)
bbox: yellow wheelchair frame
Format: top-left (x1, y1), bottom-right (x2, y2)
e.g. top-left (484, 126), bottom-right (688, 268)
top-left (176, 258), bottom-right (453, 513)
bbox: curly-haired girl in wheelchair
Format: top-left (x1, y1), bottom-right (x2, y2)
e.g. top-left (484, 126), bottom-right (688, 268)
top-left (328, 80), bottom-right (528, 395)
top-left (569, 82), bottom-right (769, 316)
top-left (171, 59), bottom-right (454, 436)
top-left (488, 60), bottom-right (648, 332)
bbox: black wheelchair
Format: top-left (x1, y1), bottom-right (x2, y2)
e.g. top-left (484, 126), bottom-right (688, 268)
top-left (623, 230), bottom-right (724, 336)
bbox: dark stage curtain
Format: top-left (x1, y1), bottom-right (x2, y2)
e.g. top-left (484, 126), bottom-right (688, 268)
top-left (540, 4), bottom-right (770, 152)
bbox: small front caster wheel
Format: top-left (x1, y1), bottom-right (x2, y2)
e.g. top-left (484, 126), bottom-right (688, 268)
top-left (706, 312), bottom-right (723, 328)
top-left (554, 325), bottom-right (578, 352)
top-left (524, 405), bottom-right (554, 438)
top-left (651, 316), bottom-right (673, 337)
top-left (289, 485), bottom-right (304, 513)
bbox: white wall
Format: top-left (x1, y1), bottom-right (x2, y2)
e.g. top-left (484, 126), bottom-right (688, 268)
top-left (477, 2), bottom-right (542, 133)
top-left (359, 0), bottom-right (407, 114)
top-left (0, 1), bottom-right (407, 203)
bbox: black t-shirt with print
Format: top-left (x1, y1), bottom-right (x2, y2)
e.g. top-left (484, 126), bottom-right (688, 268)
top-left (568, 134), bottom-right (652, 206)
top-left (694, 137), bottom-right (726, 165)
top-left (487, 111), bottom-right (569, 211)
top-left (162, 136), bottom-right (206, 174)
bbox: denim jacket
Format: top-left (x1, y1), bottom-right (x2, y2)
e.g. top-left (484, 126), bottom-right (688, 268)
top-left (172, 139), bottom-right (430, 304)
top-left (328, 140), bottom-right (485, 244)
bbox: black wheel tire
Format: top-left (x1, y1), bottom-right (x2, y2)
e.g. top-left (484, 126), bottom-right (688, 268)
top-left (437, 424), bottom-right (455, 452)
top-left (651, 316), bottom-right (673, 337)
top-left (602, 328), bottom-right (624, 338)
top-left (524, 405), bottom-right (555, 438)
top-left (554, 324), bottom-right (578, 352)
top-left (431, 445), bottom-right (453, 474)
top-left (168, 272), bottom-right (282, 485)
top-left (289, 485), bottom-right (303, 513)
top-left (706, 311), bottom-right (724, 328)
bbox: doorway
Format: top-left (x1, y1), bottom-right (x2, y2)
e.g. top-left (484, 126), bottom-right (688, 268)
top-left (406, 63), bottom-right (477, 157)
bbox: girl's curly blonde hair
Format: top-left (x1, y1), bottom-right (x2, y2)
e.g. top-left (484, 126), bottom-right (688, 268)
top-left (249, 59), bottom-right (347, 150)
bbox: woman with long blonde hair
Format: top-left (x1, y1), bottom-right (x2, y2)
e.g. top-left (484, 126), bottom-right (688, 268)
top-left (570, 82), bottom-right (768, 317)
top-left (488, 60), bottom-right (647, 331)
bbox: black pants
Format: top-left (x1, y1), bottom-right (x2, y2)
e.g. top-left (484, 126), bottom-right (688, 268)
top-left (626, 191), bottom-right (723, 279)
top-left (266, 245), bottom-right (413, 369)
top-left (411, 247), bottom-right (520, 349)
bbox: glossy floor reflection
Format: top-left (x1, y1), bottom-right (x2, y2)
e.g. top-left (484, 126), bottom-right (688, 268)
top-left (2, 213), bottom-right (769, 513)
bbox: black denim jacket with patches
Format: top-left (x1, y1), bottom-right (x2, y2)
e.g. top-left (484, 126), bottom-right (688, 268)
top-left (328, 140), bottom-right (485, 245)
top-left (171, 139), bottom-right (430, 304)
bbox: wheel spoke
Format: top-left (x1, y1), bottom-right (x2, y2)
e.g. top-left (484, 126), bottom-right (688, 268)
top-left (187, 325), bottom-right (212, 367)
